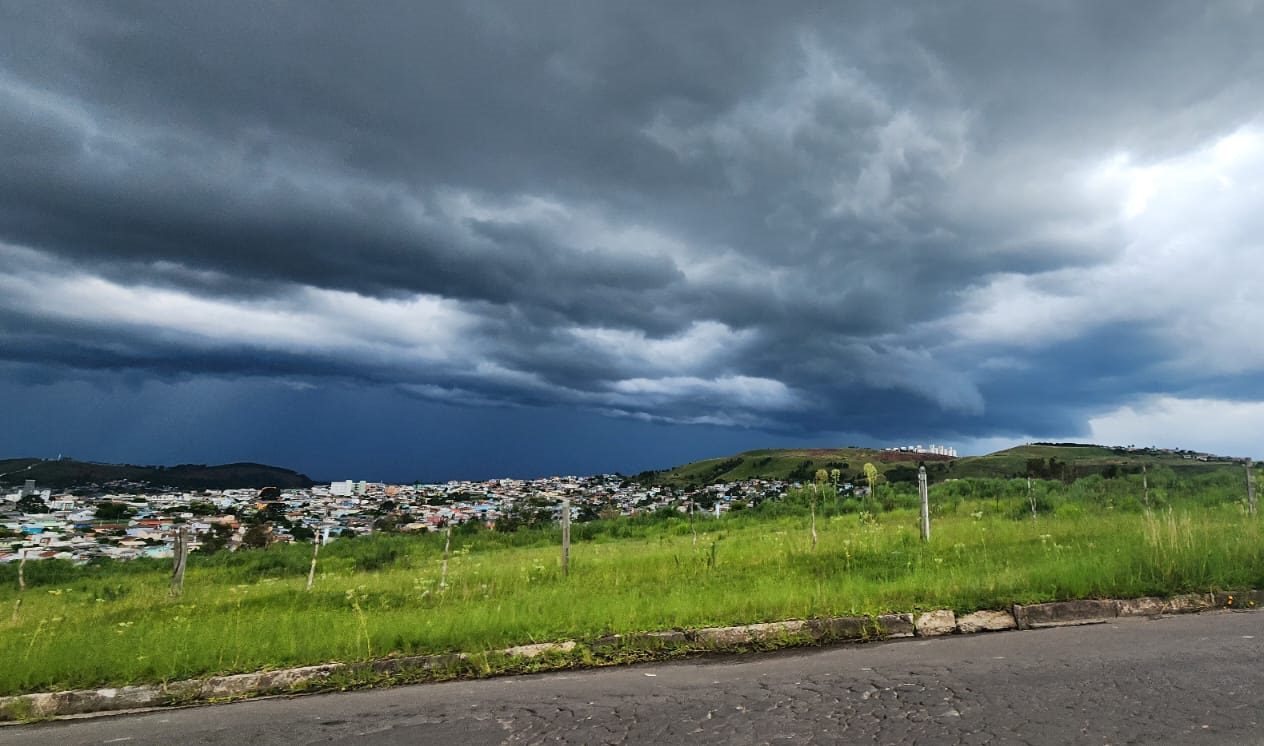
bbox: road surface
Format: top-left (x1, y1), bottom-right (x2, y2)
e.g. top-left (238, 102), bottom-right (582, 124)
top-left (4, 610), bottom-right (1262, 745)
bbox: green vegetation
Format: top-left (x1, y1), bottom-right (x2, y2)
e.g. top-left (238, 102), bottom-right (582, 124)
top-left (634, 443), bottom-right (1245, 487)
top-left (946, 443), bottom-right (1235, 480)
top-left (634, 447), bottom-right (928, 487)
top-left (2, 466), bottom-right (1261, 697)
top-left (0, 458), bottom-right (316, 490)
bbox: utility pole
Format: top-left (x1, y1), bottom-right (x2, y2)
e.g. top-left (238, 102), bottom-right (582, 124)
top-left (561, 496), bottom-right (571, 577)
top-left (918, 466), bottom-right (930, 542)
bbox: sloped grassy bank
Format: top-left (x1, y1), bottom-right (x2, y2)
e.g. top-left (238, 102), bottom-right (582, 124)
top-left (2, 493), bottom-right (1261, 696)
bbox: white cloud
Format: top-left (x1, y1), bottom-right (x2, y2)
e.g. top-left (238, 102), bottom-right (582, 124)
top-left (569, 321), bottom-right (752, 375)
top-left (943, 123), bottom-right (1264, 375)
top-left (608, 375), bottom-right (801, 412)
top-left (1087, 396), bottom-right (1264, 459)
top-left (0, 246), bottom-right (477, 365)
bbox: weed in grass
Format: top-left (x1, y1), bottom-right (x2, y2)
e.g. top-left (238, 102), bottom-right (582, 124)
top-left (345, 587), bottom-right (373, 659)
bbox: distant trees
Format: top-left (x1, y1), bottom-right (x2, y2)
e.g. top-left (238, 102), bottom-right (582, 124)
top-left (788, 460), bottom-right (816, 482)
top-left (884, 466), bottom-right (921, 484)
top-left (373, 515), bottom-right (401, 532)
top-left (255, 502), bottom-right (290, 528)
top-left (15, 494), bottom-right (48, 514)
top-left (94, 502), bottom-right (134, 521)
top-left (1026, 457), bottom-right (1071, 482)
top-left (198, 524), bottom-right (233, 554)
top-left (241, 524), bottom-right (271, 549)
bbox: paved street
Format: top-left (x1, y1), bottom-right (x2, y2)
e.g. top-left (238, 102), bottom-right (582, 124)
top-left (4, 610), bottom-right (1262, 745)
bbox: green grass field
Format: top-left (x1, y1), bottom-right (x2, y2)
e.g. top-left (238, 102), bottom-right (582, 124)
top-left (3, 476), bottom-right (1262, 696)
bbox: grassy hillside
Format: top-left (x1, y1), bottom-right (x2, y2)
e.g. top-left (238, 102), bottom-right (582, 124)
top-left (637, 443), bottom-right (1246, 487)
top-left (949, 444), bottom-right (1238, 479)
top-left (636, 447), bottom-right (949, 487)
top-left (0, 458), bottom-right (316, 490)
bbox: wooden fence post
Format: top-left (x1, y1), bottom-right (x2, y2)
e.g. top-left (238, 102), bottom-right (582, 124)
top-left (306, 529), bottom-right (321, 592)
top-left (689, 498), bottom-right (698, 547)
top-left (1247, 459), bottom-right (1257, 517)
top-left (561, 497), bottom-right (571, 577)
top-left (440, 523), bottom-right (452, 589)
top-left (810, 482), bottom-right (819, 550)
top-left (918, 467), bottom-right (931, 542)
top-left (170, 525), bottom-right (188, 597)
top-left (12, 548), bottom-right (26, 622)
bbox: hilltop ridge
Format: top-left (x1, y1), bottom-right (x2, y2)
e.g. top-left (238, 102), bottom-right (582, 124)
top-left (0, 457), bottom-right (316, 490)
top-left (634, 442), bottom-right (1246, 488)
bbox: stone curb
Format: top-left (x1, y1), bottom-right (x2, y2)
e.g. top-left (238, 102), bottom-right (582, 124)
top-left (2, 591), bottom-right (1257, 722)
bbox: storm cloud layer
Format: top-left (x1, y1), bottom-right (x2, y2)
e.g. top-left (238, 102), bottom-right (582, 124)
top-left (3, 1), bottom-right (1264, 475)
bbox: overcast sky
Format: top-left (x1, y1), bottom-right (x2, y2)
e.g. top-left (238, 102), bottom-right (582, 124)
top-left (2, 1), bottom-right (1262, 481)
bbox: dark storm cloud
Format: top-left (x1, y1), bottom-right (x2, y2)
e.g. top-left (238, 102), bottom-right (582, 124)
top-left (3, 0), bottom-right (1264, 450)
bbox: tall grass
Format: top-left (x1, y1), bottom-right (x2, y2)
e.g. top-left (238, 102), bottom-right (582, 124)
top-left (1, 493), bottom-right (1261, 696)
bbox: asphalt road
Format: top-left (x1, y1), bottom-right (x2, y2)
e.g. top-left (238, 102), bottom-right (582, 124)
top-left (4, 610), bottom-right (1262, 745)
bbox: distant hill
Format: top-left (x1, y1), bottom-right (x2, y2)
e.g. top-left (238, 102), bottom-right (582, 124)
top-left (633, 447), bottom-right (951, 488)
top-left (0, 458), bottom-right (317, 491)
top-left (636, 443), bottom-right (1243, 487)
top-left (948, 443), bottom-right (1240, 479)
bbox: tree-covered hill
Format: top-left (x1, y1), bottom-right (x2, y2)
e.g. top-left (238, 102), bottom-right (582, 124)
top-left (0, 458), bottom-right (316, 490)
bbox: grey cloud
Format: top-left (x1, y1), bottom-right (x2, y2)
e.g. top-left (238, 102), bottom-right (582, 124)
top-left (2, 1), bottom-right (1263, 447)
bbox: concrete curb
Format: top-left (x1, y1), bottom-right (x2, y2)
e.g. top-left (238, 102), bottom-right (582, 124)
top-left (2, 590), bottom-right (1258, 722)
